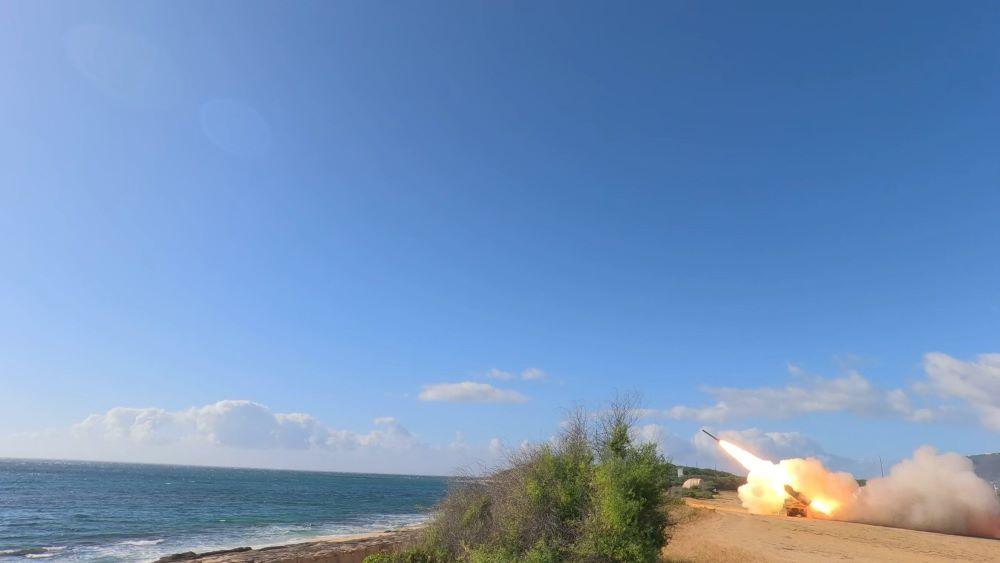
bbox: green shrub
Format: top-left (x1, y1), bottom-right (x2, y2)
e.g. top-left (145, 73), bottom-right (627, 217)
top-left (395, 546), bottom-right (444, 562)
top-left (362, 544), bottom-right (447, 563)
top-left (679, 488), bottom-right (714, 499)
top-left (414, 398), bottom-right (673, 562)
top-left (575, 408), bottom-right (669, 561)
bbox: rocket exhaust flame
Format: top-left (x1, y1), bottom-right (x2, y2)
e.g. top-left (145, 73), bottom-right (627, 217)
top-left (702, 432), bottom-right (1000, 538)
top-left (713, 437), bottom-right (840, 518)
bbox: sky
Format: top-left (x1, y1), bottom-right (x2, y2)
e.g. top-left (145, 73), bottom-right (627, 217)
top-left (1, 1), bottom-right (998, 476)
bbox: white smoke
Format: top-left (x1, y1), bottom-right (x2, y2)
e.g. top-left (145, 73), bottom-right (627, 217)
top-left (732, 445), bottom-right (1000, 538)
top-left (841, 446), bottom-right (1000, 538)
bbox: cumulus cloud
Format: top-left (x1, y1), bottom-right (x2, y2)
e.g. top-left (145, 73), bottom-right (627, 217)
top-left (488, 437), bottom-right (506, 457)
top-left (0, 399), bottom-right (516, 475)
top-left (658, 366), bottom-right (935, 425)
top-left (419, 382), bottom-right (527, 403)
top-left (73, 400), bottom-right (411, 451)
top-left (657, 352), bottom-right (1000, 432)
top-left (485, 367), bottom-right (546, 381)
top-left (520, 367), bottom-right (546, 381)
top-left (75, 407), bottom-right (189, 446)
top-left (356, 417), bottom-right (417, 449)
top-left (921, 353), bottom-right (1000, 431)
top-left (485, 368), bottom-right (514, 380)
top-left (630, 423), bottom-right (695, 463)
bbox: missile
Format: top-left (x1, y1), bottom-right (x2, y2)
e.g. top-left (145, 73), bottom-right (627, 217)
top-left (701, 429), bottom-right (720, 442)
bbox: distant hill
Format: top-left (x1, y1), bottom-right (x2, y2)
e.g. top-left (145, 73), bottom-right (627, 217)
top-left (969, 452), bottom-right (1000, 484)
top-left (673, 466), bottom-right (744, 491)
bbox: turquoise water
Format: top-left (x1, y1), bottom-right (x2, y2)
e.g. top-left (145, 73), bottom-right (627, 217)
top-left (0, 459), bottom-right (449, 561)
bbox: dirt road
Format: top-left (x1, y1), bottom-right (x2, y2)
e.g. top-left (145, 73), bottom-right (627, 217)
top-left (661, 491), bottom-right (1000, 562)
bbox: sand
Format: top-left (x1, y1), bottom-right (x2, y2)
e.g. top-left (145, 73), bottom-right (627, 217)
top-left (662, 491), bottom-right (1000, 563)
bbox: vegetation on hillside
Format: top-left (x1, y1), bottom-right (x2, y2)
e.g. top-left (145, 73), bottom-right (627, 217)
top-left (365, 400), bottom-right (675, 562)
top-left (668, 466), bottom-right (744, 493)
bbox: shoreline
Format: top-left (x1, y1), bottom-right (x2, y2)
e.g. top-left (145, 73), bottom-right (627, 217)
top-left (154, 526), bottom-right (424, 563)
top-left (0, 457), bottom-right (451, 480)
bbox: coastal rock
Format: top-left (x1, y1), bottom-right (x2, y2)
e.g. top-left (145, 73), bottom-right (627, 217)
top-left (154, 552), bottom-right (198, 562)
top-left (154, 530), bottom-right (418, 563)
top-left (154, 547), bottom-right (251, 562)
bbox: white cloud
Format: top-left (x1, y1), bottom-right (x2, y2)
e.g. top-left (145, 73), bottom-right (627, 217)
top-left (520, 367), bottom-right (546, 381)
top-left (630, 423), bottom-right (695, 463)
top-left (356, 417), bottom-right (417, 449)
top-left (921, 353), bottom-right (1000, 431)
top-left (488, 437), bottom-right (506, 457)
top-left (418, 382), bottom-right (527, 403)
top-left (72, 400), bottom-right (399, 451)
top-left (485, 368), bottom-right (514, 380)
top-left (484, 367), bottom-right (546, 381)
top-left (658, 367), bottom-right (934, 424)
top-left (449, 431), bottom-right (468, 452)
top-left (75, 407), bottom-right (189, 445)
top-left (658, 352), bottom-right (1000, 432)
top-left (8, 399), bottom-right (509, 475)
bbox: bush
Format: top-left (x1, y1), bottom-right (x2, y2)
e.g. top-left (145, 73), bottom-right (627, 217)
top-left (574, 405), bottom-right (670, 561)
top-left (679, 488), bottom-right (714, 499)
top-left (363, 544), bottom-right (445, 563)
top-left (394, 398), bottom-right (673, 562)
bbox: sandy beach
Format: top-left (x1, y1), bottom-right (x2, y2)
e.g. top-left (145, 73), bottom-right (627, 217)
top-left (662, 492), bottom-right (1000, 562)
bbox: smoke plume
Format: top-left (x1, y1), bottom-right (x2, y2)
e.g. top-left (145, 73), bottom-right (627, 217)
top-left (841, 446), bottom-right (1000, 538)
top-left (733, 444), bottom-right (1000, 538)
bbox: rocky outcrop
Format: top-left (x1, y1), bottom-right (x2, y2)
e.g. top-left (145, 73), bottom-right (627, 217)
top-left (154, 547), bottom-right (252, 561)
top-left (154, 529), bottom-right (418, 563)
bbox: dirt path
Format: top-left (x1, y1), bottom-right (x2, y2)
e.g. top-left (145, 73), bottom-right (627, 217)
top-left (661, 491), bottom-right (1000, 562)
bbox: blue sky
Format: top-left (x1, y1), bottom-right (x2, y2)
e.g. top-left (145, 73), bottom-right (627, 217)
top-left (1, 1), bottom-right (998, 475)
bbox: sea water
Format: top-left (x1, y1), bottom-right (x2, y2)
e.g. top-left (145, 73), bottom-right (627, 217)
top-left (0, 459), bottom-right (449, 561)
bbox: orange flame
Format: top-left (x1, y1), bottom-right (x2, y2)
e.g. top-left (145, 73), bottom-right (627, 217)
top-left (717, 438), bottom-right (840, 517)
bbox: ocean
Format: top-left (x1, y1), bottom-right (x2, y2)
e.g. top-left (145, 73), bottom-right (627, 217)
top-left (0, 459), bottom-right (450, 562)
